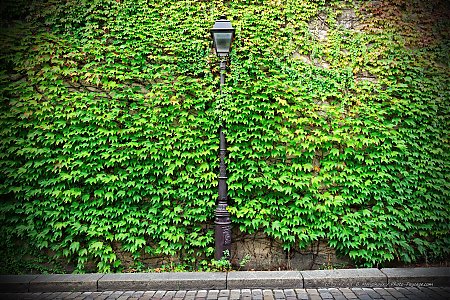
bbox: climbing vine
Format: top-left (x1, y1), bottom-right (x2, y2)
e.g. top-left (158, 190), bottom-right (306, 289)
top-left (0, 0), bottom-right (449, 272)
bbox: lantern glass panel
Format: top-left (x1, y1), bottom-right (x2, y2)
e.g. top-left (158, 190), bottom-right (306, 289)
top-left (214, 32), bottom-right (233, 56)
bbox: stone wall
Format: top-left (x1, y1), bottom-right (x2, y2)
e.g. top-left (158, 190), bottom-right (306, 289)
top-left (230, 231), bottom-right (352, 271)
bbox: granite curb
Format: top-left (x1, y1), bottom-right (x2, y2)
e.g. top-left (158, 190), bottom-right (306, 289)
top-left (98, 272), bottom-right (227, 291)
top-left (381, 267), bottom-right (450, 287)
top-left (301, 268), bottom-right (387, 288)
top-left (1, 268), bottom-right (448, 292)
top-left (227, 271), bottom-right (303, 289)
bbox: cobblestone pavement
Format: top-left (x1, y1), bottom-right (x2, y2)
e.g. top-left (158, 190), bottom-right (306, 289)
top-left (1, 287), bottom-right (450, 300)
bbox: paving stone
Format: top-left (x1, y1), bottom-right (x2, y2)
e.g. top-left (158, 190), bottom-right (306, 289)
top-left (429, 287), bottom-right (450, 298)
top-left (197, 290), bottom-right (208, 298)
top-left (89, 291), bottom-right (106, 298)
top-left (441, 287), bottom-right (450, 296)
top-left (229, 290), bottom-right (240, 300)
top-left (0, 293), bottom-right (22, 300)
top-left (152, 290), bottom-right (167, 299)
top-left (44, 291), bottom-right (64, 299)
top-left (327, 288), bottom-right (343, 296)
top-left (305, 289), bottom-right (319, 295)
top-left (283, 289), bottom-right (295, 297)
top-left (385, 287), bottom-right (405, 298)
top-left (262, 289), bottom-right (274, 300)
top-left (373, 288), bottom-right (391, 296)
top-left (162, 290), bottom-right (177, 299)
top-left (185, 290), bottom-right (197, 300)
top-left (417, 287), bottom-right (440, 298)
top-left (339, 288), bottom-right (358, 299)
top-left (139, 291), bottom-right (156, 300)
top-left (251, 289), bottom-right (263, 300)
top-left (429, 286), bottom-right (444, 293)
top-left (407, 289), bottom-right (428, 299)
top-left (132, 291), bottom-right (145, 297)
top-left (363, 287), bottom-right (382, 298)
top-left (35, 292), bottom-right (48, 299)
top-left (394, 287), bottom-right (413, 295)
top-left (79, 292), bottom-right (93, 298)
top-left (273, 289), bottom-right (285, 299)
top-left (53, 291), bottom-right (76, 299)
top-left (350, 290), bottom-right (372, 300)
top-left (25, 293), bottom-right (47, 300)
top-left (380, 296), bottom-right (396, 300)
top-left (404, 287), bottom-right (420, 293)
top-left (105, 291), bottom-right (125, 299)
top-left (175, 290), bottom-right (187, 298)
top-left (294, 289), bottom-right (309, 300)
top-left (318, 288), bottom-right (333, 299)
top-left (241, 289), bottom-right (251, 297)
top-left (401, 295), bottom-right (423, 300)
top-left (0, 286), bottom-right (444, 300)
top-left (31, 293), bottom-right (49, 300)
top-left (206, 290), bottom-right (218, 300)
top-left (306, 289), bottom-right (321, 300)
top-left (64, 292), bottom-right (83, 299)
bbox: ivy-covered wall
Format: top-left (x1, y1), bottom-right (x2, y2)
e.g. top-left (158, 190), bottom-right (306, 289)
top-left (1, 0), bottom-right (449, 273)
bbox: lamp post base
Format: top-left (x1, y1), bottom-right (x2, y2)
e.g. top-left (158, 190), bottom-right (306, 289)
top-left (215, 201), bottom-right (232, 260)
top-left (215, 124), bottom-right (231, 260)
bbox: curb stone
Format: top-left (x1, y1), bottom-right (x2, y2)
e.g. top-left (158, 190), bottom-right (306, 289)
top-left (98, 272), bottom-right (226, 291)
top-left (301, 268), bottom-right (386, 288)
top-left (0, 267), bottom-right (449, 292)
top-left (0, 275), bottom-right (39, 292)
top-left (381, 267), bottom-right (450, 287)
top-left (227, 271), bottom-right (303, 289)
top-left (29, 273), bottom-right (103, 292)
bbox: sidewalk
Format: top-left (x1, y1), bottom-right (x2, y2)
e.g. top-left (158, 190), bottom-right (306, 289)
top-left (2, 287), bottom-right (450, 300)
top-left (1, 267), bottom-right (449, 299)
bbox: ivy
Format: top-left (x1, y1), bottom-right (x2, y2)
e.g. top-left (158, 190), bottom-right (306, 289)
top-left (0, 0), bottom-right (449, 272)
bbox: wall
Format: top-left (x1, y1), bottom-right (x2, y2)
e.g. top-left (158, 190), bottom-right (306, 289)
top-left (0, 0), bottom-right (449, 273)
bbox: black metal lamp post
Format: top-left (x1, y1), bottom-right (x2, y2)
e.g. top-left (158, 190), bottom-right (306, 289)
top-left (211, 16), bottom-right (235, 260)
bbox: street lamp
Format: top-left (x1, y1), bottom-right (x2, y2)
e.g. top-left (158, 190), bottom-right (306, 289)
top-left (211, 16), bottom-right (235, 260)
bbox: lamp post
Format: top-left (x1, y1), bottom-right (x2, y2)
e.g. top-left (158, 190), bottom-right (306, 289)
top-left (211, 16), bottom-right (235, 260)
